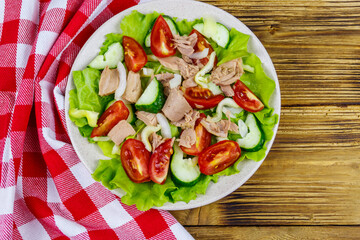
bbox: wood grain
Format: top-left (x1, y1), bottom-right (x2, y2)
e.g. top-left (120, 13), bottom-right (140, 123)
top-left (186, 226), bottom-right (360, 240)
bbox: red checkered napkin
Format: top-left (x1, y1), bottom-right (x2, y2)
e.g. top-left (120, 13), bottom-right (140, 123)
top-left (0, 0), bottom-right (193, 239)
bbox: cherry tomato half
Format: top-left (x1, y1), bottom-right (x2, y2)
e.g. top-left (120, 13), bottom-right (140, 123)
top-left (150, 15), bottom-right (176, 58)
top-left (233, 80), bottom-right (264, 113)
top-left (180, 113), bottom-right (211, 156)
top-left (198, 140), bottom-right (241, 175)
top-left (183, 86), bottom-right (224, 109)
top-left (90, 100), bottom-right (129, 138)
top-left (190, 29), bottom-right (217, 66)
top-left (149, 138), bottom-right (174, 184)
top-left (122, 36), bottom-right (147, 73)
top-left (121, 139), bottom-right (151, 183)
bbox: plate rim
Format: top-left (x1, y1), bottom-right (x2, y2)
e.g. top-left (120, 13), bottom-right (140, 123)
top-left (65, 0), bottom-right (281, 211)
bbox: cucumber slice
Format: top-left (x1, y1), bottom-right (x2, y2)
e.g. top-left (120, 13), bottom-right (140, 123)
top-left (171, 143), bottom-right (201, 187)
top-left (193, 21), bottom-right (230, 48)
top-left (125, 103), bottom-right (137, 124)
top-left (135, 77), bottom-right (166, 113)
top-left (163, 16), bottom-right (179, 36)
top-left (236, 113), bottom-right (265, 152)
top-left (88, 42), bottom-right (124, 69)
top-left (145, 32), bottom-right (151, 48)
top-left (193, 23), bottom-right (204, 35)
top-left (144, 15), bottom-right (179, 48)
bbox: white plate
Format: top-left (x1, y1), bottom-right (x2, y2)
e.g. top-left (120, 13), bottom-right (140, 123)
top-left (65, 0), bottom-right (281, 211)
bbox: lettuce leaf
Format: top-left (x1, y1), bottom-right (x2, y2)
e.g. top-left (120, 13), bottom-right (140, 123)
top-left (240, 54), bottom-right (276, 108)
top-left (99, 33), bottom-right (122, 55)
top-left (120, 10), bottom-right (159, 46)
top-left (215, 28), bottom-right (250, 65)
top-left (69, 68), bottom-right (113, 136)
top-left (170, 175), bottom-right (217, 203)
top-left (92, 158), bottom-right (177, 211)
top-left (174, 18), bottom-right (202, 36)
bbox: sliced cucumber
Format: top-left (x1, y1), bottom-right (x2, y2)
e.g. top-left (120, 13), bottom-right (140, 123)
top-left (171, 143), bottom-right (201, 187)
top-left (135, 77), bottom-right (166, 113)
top-left (163, 16), bottom-right (179, 36)
top-left (144, 15), bottom-right (179, 48)
top-left (145, 32), bottom-right (151, 48)
top-left (125, 103), bottom-right (137, 124)
top-left (193, 21), bottom-right (230, 48)
top-left (236, 113), bottom-right (265, 152)
top-left (212, 23), bottom-right (230, 48)
top-left (88, 42), bottom-right (124, 69)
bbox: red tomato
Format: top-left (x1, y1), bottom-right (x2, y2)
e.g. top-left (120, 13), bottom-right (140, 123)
top-left (198, 140), bottom-right (241, 175)
top-left (183, 86), bottom-right (224, 109)
top-left (150, 15), bottom-right (176, 57)
top-left (90, 100), bottom-right (129, 138)
top-left (233, 80), bottom-right (264, 113)
top-left (121, 139), bottom-right (151, 183)
top-left (190, 29), bottom-right (217, 65)
top-left (149, 138), bottom-right (174, 184)
top-left (122, 36), bottom-right (147, 73)
top-left (180, 114), bottom-right (211, 156)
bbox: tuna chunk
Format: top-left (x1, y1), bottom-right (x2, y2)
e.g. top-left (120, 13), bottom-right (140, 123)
top-left (210, 58), bottom-right (244, 86)
top-left (182, 54), bottom-right (193, 64)
top-left (155, 72), bottom-right (175, 96)
top-left (108, 120), bottom-right (135, 145)
top-left (178, 128), bottom-right (196, 148)
top-left (177, 58), bottom-right (200, 81)
top-left (162, 88), bottom-right (192, 122)
top-left (150, 132), bottom-right (166, 152)
top-left (182, 78), bottom-right (198, 88)
top-left (173, 33), bottom-right (197, 56)
top-left (122, 71), bottom-right (142, 103)
top-left (136, 111), bottom-right (158, 126)
top-left (98, 66), bottom-right (119, 96)
top-left (173, 110), bottom-right (200, 129)
top-left (221, 85), bottom-right (234, 97)
top-left (158, 56), bottom-right (182, 71)
top-left (200, 118), bottom-right (236, 138)
top-left (155, 72), bottom-right (174, 82)
top-left (229, 121), bottom-right (239, 133)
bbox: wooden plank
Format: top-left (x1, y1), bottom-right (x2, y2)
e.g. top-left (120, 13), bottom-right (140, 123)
top-left (185, 226), bottom-right (360, 240)
top-left (170, 106), bottom-right (360, 225)
top-left (199, 0), bottom-right (360, 106)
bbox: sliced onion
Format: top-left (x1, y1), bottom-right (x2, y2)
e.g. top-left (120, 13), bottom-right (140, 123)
top-left (189, 48), bottom-right (209, 59)
top-left (238, 119), bottom-right (248, 138)
top-left (169, 74), bottom-right (182, 89)
top-left (156, 113), bottom-right (172, 138)
top-left (115, 62), bottom-right (127, 100)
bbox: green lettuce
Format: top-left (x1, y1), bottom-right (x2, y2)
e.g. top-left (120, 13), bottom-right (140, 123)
top-left (120, 10), bottom-right (159, 46)
top-left (99, 33), bottom-right (122, 55)
top-left (69, 68), bottom-right (113, 135)
top-left (240, 54), bottom-right (276, 108)
top-left (92, 158), bottom-right (177, 211)
top-left (215, 28), bottom-right (250, 65)
top-left (174, 18), bottom-right (202, 36)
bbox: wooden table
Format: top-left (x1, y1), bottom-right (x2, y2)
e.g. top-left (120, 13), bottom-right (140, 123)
top-left (170, 0), bottom-right (360, 239)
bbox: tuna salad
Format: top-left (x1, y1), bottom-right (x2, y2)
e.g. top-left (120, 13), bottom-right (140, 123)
top-left (68, 10), bottom-right (278, 211)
